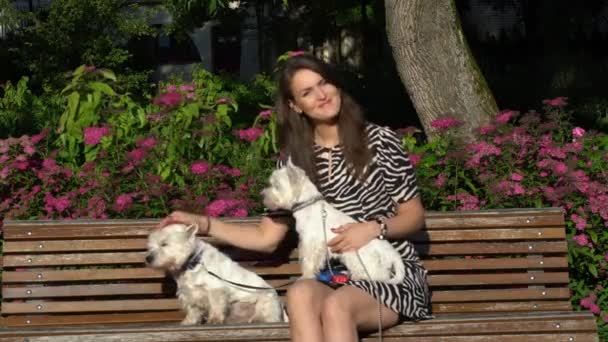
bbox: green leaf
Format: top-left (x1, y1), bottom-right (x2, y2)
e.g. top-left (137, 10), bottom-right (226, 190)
top-left (89, 82), bottom-right (116, 96)
top-left (99, 69), bottom-right (117, 82)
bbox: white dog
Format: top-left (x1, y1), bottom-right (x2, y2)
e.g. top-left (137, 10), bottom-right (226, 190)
top-left (146, 223), bottom-right (284, 325)
top-left (262, 160), bottom-right (405, 284)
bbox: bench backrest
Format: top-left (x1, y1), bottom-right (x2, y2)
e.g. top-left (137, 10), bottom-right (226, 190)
top-left (0, 208), bottom-right (570, 327)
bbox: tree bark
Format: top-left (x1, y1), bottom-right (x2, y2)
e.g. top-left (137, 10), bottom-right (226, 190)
top-left (384, 0), bottom-right (498, 140)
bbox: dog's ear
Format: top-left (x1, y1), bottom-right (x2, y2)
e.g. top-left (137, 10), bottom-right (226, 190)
top-left (185, 224), bottom-right (199, 238)
top-left (286, 156), bottom-right (295, 169)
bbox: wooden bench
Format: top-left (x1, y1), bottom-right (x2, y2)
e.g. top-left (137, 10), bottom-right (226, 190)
top-left (0, 207), bottom-right (599, 341)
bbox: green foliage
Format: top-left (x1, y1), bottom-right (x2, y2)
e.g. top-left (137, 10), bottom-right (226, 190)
top-left (0, 77), bottom-right (63, 138)
top-left (404, 103), bottom-right (607, 338)
top-left (7, 0), bottom-right (157, 90)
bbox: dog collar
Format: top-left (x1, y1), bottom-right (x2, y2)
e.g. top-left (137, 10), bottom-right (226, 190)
top-left (292, 195), bottom-right (324, 212)
top-left (178, 247), bottom-right (204, 274)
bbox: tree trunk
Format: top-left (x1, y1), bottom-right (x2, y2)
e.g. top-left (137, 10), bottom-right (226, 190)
top-left (384, 0), bottom-right (498, 140)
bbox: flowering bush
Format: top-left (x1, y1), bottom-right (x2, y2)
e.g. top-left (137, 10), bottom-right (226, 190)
top-left (0, 65), bottom-right (278, 224)
top-left (402, 98), bottom-right (607, 338)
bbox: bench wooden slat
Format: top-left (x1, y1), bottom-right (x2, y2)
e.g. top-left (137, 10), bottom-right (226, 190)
top-left (5, 226), bottom-right (565, 242)
top-left (0, 256), bottom-right (568, 274)
top-left (3, 284), bottom-right (570, 302)
top-left (1, 298), bottom-right (572, 315)
top-left (429, 272), bottom-right (569, 286)
top-left (3, 241), bottom-right (568, 258)
top-left (0, 313), bottom-right (597, 341)
top-left (421, 241), bottom-right (567, 255)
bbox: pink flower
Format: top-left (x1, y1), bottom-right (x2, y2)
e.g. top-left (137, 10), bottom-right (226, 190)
top-left (288, 50), bottom-right (306, 57)
top-left (552, 162), bottom-right (568, 175)
top-left (0, 166), bottom-right (9, 179)
top-left (603, 315), bottom-right (608, 323)
top-left (83, 126), bottom-right (111, 146)
top-left (190, 161), bottom-right (210, 175)
top-left (30, 129), bottom-right (48, 144)
top-left (589, 304), bottom-right (600, 315)
top-left (0, 154), bottom-right (8, 163)
top-left (185, 92), bottom-right (195, 99)
top-left (430, 117), bottom-right (462, 131)
top-left (409, 154), bottom-right (421, 167)
top-left (166, 85), bottom-right (177, 92)
top-left (153, 91), bottom-right (182, 108)
top-left (572, 127), bottom-right (586, 139)
top-left (234, 127), bottom-right (264, 142)
top-left (54, 196), bottom-right (71, 212)
top-left (572, 234), bottom-right (589, 246)
top-left (542, 96), bottom-right (568, 107)
top-left (205, 199), bottom-right (232, 217)
top-left (495, 110), bottom-right (518, 124)
top-left (136, 137), bottom-right (157, 149)
top-left (179, 84), bottom-right (195, 92)
top-left (478, 125), bottom-right (496, 135)
top-left (434, 173), bottom-right (447, 187)
top-left (23, 145), bottom-right (36, 155)
top-left (259, 109), bottom-right (272, 119)
top-left (114, 194), bottom-right (134, 212)
top-left (230, 207), bottom-right (248, 217)
top-left (510, 173), bottom-right (523, 182)
top-left (146, 113), bottom-right (166, 122)
top-left (216, 98), bottom-right (230, 104)
top-left (126, 148), bottom-right (148, 164)
top-left (570, 214), bottom-right (587, 230)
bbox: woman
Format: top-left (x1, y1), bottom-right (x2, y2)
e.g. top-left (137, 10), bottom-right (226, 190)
top-left (159, 54), bottom-right (432, 342)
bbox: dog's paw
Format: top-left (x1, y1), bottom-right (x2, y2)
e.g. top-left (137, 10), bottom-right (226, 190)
top-left (207, 313), bottom-right (225, 324)
top-left (180, 317), bottom-right (200, 325)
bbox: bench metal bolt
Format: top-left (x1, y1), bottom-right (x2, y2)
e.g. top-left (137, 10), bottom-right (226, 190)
top-left (526, 219), bottom-right (531, 223)
top-left (27, 231), bottom-right (32, 235)
top-left (38, 244), bottom-right (43, 249)
top-left (27, 258), bottom-right (32, 263)
top-left (568, 337), bottom-right (574, 341)
top-left (36, 305), bottom-right (42, 310)
top-left (528, 245), bottom-right (533, 250)
top-left (539, 260), bottom-right (544, 265)
top-left (537, 232), bottom-right (542, 236)
top-left (541, 291), bottom-right (547, 296)
top-left (26, 289), bottom-right (32, 295)
top-left (25, 320), bottom-right (31, 324)
top-left (555, 323), bottom-right (561, 328)
top-left (37, 273), bottom-right (43, 279)
top-left (533, 304), bottom-right (538, 309)
top-left (530, 276), bottom-right (535, 280)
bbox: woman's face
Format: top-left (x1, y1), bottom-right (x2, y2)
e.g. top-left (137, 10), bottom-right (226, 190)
top-left (289, 69), bottom-right (341, 123)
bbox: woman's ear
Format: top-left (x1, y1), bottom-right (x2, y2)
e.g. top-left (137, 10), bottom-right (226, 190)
top-left (288, 101), bottom-right (302, 114)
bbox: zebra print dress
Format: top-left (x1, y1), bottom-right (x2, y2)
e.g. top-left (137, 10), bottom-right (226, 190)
top-left (284, 123), bottom-right (432, 321)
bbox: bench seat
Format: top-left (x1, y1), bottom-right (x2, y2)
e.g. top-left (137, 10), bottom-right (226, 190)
top-left (0, 208), bottom-right (599, 341)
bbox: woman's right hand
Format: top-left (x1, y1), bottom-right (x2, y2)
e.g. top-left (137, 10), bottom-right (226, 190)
top-left (158, 211), bottom-right (210, 235)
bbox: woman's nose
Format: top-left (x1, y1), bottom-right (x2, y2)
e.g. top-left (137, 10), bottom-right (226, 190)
top-left (315, 87), bottom-right (327, 100)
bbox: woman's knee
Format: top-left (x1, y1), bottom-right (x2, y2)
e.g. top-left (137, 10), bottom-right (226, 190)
top-left (286, 280), bottom-right (326, 309)
top-left (320, 291), bottom-right (353, 324)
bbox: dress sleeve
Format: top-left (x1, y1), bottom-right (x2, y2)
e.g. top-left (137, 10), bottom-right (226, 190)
top-left (378, 127), bottom-right (419, 204)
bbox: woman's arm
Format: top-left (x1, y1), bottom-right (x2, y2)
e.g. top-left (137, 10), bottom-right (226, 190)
top-left (382, 196), bottom-right (425, 239)
top-left (159, 212), bottom-right (289, 253)
top-left (207, 216), bottom-right (289, 253)
top-left (327, 197), bottom-right (425, 253)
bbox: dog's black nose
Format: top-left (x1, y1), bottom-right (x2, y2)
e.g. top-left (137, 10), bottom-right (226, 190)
top-left (145, 254), bottom-right (154, 264)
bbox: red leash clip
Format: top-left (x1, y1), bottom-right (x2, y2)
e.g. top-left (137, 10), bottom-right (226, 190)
top-left (330, 274), bottom-right (349, 284)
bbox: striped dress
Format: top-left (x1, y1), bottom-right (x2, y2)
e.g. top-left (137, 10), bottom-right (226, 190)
top-left (285, 123), bottom-right (432, 320)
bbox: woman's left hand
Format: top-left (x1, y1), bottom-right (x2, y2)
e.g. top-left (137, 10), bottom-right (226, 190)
top-left (327, 221), bottom-right (379, 253)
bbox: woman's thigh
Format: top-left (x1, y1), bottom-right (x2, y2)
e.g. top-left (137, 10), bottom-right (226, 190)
top-left (328, 284), bottom-right (400, 331)
top-left (286, 279), bottom-right (335, 312)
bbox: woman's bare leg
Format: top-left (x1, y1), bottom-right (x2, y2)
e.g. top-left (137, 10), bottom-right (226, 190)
top-left (286, 279), bottom-right (334, 342)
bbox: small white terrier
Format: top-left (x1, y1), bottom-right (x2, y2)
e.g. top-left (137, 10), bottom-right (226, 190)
top-left (146, 223), bottom-right (284, 325)
top-left (262, 160), bottom-right (405, 284)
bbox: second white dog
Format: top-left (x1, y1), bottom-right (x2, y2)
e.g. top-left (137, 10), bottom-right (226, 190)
top-left (146, 223), bottom-right (284, 325)
top-left (262, 160), bottom-right (406, 284)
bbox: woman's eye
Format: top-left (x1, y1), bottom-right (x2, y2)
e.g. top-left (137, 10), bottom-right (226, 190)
top-left (161, 242), bottom-right (168, 247)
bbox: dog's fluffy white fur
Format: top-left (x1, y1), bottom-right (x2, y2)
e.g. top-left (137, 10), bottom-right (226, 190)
top-left (262, 160), bottom-right (405, 284)
top-left (146, 223), bottom-right (284, 325)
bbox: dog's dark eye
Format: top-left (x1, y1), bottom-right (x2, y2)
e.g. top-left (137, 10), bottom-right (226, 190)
top-left (160, 242), bottom-right (168, 247)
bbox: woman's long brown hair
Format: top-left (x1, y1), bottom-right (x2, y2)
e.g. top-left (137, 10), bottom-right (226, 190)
top-left (275, 54), bottom-right (371, 185)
